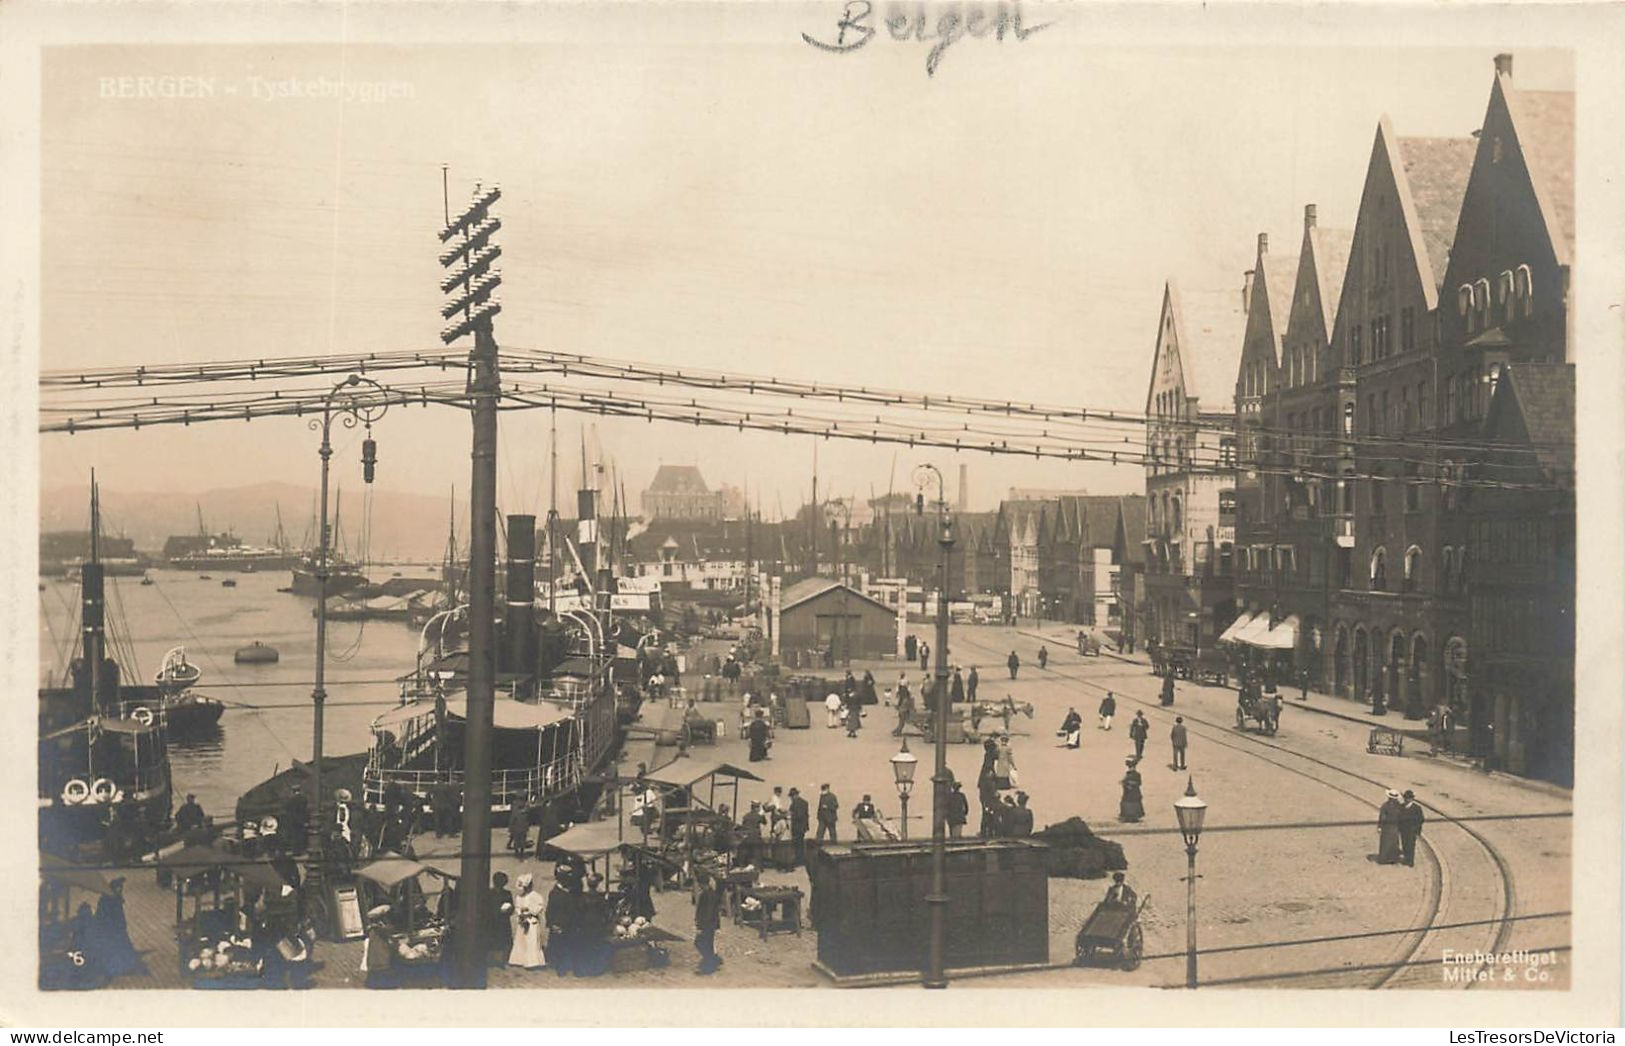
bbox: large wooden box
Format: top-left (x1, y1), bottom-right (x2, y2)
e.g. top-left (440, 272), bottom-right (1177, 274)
top-left (809, 840), bottom-right (1048, 977)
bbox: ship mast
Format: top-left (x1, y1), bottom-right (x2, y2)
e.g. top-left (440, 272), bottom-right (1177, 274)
top-left (85, 473), bottom-right (106, 715)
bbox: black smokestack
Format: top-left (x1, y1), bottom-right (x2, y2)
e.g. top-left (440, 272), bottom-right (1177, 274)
top-left (504, 514), bottom-right (537, 676)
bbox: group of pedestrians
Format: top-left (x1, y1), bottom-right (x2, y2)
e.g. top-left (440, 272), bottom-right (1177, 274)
top-left (1377, 788), bottom-right (1426, 866)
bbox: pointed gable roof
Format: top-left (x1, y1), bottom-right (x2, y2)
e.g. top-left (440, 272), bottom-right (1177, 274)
top-left (1154, 281), bottom-right (1247, 416)
top-left (1236, 235), bottom-right (1300, 394)
top-left (1501, 81), bottom-right (1575, 266)
top-left (1484, 363), bottom-right (1575, 473)
top-left (1393, 131), bottom-right (1476, 299)
top-left (1306, 225), bottom-right (1354, 342)
top-left (1116, 496), bottom-right (1147, 567)
top-left (647, 465), bottom-right (711, 495)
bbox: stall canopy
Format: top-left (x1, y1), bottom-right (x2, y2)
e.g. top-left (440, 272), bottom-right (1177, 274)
top-left (41, 853), bottom-right (113, 895)
top-left (371, 698), bottom-right (573, 733)
top-left (1217, 612), bottom-right (1258, 645)
top-left (158, 844), bottom-right (289, 893)
top-left (542, 820), bottom-right (635, 858)
top-left (356, 857), bottom-right (429, 889)
top-left (1227, 614), bottom-right (1273, 647)
top-left (643, 759), bottom-right (764, 790)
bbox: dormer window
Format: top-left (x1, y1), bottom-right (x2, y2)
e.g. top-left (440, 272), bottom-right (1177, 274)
top-left (1515, 264), bottom-right (1534, 318)
top-left (1473, 278), bottom-right (1491, 331)
top-left (1458, 284), bottom-right (1473, 320)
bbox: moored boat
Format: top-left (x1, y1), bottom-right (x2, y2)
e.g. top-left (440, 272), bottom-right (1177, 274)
top-left (155, 647), bottom-right (202, 694)
top-left (234, 642), bottom-right (279, 665)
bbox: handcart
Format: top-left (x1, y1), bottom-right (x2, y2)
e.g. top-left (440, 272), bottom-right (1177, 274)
top-left (1073, 894), bottom-right (1149, 971)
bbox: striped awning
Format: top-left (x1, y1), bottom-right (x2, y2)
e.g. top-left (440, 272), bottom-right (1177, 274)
top-left (1230, 614), bottom-right (1276, 647)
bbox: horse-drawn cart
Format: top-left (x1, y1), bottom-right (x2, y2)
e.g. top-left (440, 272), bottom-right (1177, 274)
top-left (1073, 894), bottom-right (1149, 971)
top-left (1236, 687), bottom-right (1281, 735)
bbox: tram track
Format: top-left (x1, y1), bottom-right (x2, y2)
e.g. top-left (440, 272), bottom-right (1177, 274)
top-left (956, 631), bottom-right (1516, 990)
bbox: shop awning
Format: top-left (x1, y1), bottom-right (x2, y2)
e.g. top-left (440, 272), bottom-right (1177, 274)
top-left (1230, 614), bottom-right (1276, 647)
top-left (1217, 612), bottom-right (1258, 645)
top-left (356, 857), bottom-right (428, 888)
top-left (1251, 614), bottom-right (1299, 651)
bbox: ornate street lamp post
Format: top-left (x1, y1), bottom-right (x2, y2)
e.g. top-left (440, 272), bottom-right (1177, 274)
top-left (914, 463), bottom-right (953, 988)
top-left (308, 374), bottom-right (389, 839)
top-left (890, 737), bottom-right (917, 840)
top-left (1173, 777), bottom-right (1208, 989)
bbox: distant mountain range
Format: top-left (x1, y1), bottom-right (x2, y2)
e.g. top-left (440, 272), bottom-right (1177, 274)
top-left (40, 482), bottom-right (468, 563)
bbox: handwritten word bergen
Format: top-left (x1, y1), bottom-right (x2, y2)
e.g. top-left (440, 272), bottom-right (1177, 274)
top-left (802, 1), bottom-right (1052, 77)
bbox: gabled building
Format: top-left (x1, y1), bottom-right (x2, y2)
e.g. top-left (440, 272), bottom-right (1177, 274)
top-left (641, 465), bottom-right (725, 521)
top-left (1325, 116), bottom-right (1474, 717)
top-left (1143, 281), bottom-right (1245, 652)
top-left (1230, 211), bottom-right (1352, 686)
top-left (1437, 54), bottom-right (1574, 777)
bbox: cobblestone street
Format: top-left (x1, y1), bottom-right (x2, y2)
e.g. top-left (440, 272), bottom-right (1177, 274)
top-left (98, 624), bottom-right (1569, 993)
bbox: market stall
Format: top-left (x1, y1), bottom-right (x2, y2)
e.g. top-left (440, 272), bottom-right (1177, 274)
top-left (355, 857), bottom-right (456, 988)
top-left (538, 822), bottom-right (683, 975)
top-left (162, 843), bottom-right (306, 989)
top-left (39, 855), bottom-right (114, 990)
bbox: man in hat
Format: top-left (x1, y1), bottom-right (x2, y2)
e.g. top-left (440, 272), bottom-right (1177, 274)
top-left (788, 788), bottom-right (810, 866)
top-left (546, 865), bottom-right (581, 976)
top-left (1104, 871), bottom-right (1137, 907)
top-left (950, 667), bottom-right (965, 703)
top-left (1170, 717), bottom-right (1189, 770)
top-left (1397, 790), bottom-right (1425, 867)
top-left (1098, 691), bottom-right (1117, 731)
top-left (282, 783), bottom-right (309, 855)
top-left (1377, 790), bottom-right (1403, 864)
top-left (893, 675), bottom-right (914, 736)
top-left (1059, 707), bottom-right (1082, 749)
top-left (693, 868), bottom-right (724, 975)
top-left (95, 876), bottom-right (144, 977)
top-left (815, 784), bottom-right (839, 845)
top-left (1129, 711), bottom-right (1150, 761)
top-left (967, 665), bottom-right (979, 702)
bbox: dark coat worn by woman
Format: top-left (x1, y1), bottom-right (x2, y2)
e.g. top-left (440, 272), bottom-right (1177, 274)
top-left (1118, 768), bottom-right (1145, 823)
top-left (747, 715), bottom-right (771, 761)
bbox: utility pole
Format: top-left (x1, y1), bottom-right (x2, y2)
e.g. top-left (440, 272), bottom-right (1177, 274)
top-left (914, 464), bottom-right (953, 989)
top-left (437, 177), bottom-right (504, 989)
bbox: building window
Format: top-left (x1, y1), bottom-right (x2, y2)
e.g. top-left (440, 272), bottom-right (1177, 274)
top-left (1351, 325), bottom-right (1363, 365)
top-left (1418, 382), bottom-right (1430, 430)
top-left (1342, 403), bottom-right (1355, 436)
top-left (1441, 459), bottom-right (1458, 510)
top-left (1515, 264), bottom-right (1534, 317)
top-left (1404, 462), bottom-right (1420, 512)
top-left (1401, 387), bottom-right (1412, 432)
top-left (1367, 395), bottom-right (1378, 436)
top-left (1474, 278), bottom-right (1491, 331)
top-left (1403, 545), bottom-right (1421, 593)
top-left (1339, 471), bottom-right (1354, 515)
top-left (1498, 270), bottom-right (1515, 322)
top-left (1370, 546), bottom-right (1388, 590)
top-left (1401, 307), bottom-right (1415, 352)
top-left (1458, 284), bottom-right (1473, 321)
top-left (1371, 469), bottom-right (1385, 513)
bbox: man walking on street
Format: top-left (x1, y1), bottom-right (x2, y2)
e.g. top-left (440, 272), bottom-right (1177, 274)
top-left (1098, 691), bottom-right (1116, 731)
top-left (893, 676), bottom-right (913, 736)
top-left (920, 642), bottom-right (930, 673)
top-left (947, 782), bottom-right (969, 839)
top-left (1171, 716), bottom-right (1188, 770)
top-left (1007, 650), bottom-right (1020, 680)
top-left (788, 788), bottom-right (809, 866)
top-left (815, 783), bottom-right (839, 845)
top-left (950, 667), bottom-right (965, 703)
top-left (967, 665), bottom-right (979, 702)
top-left (1129, 711), bottom-right (1149, 760)
top-left (693, 870), bottom-right (723, 975)
top-left (1398, 789), bottom-right (1425, 867)
top-left (1160, 673), bottom-right (1176, 707)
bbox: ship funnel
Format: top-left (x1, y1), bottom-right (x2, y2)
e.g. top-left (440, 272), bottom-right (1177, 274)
top-left (503, 514), bottom-right (538, 676)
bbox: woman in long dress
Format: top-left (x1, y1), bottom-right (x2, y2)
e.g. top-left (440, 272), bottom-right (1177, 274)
top-left (1377, 790), bottom-right (1403, 864)
top-left (509, 873), bottom-right (546, 969)
top-left (824, 692), bottom-right (844, 729)
top-left (1118, 759), bottom-right (1145, 822)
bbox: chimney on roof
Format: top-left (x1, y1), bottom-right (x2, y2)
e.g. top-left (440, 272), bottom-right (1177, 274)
top-left (1242, 269), bottom-right (1255, 313)
top-left (1304, 204), bottom-right (1317, 230)
top-left (1257, 232), bottom-right (1269, 257)
top-left (1494, 53), bottom-right (1513, 78)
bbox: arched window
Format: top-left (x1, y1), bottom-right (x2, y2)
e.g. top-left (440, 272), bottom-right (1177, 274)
top-left (1342, 402), bottom-right (1355, 436)
top-left (1440, 546), bottom-right (1456, 593)
top-left (1171, 495), bottom-right (1184, 533)
top-left (1458, 284), bottom-right (1474, 321)
top-left (1403, 545), bottom-right (1422, 593)
top-left (1515, 264), bottom-right (1534, 318)
top-left (1441, 459), bottom-right (1458, 510)
top-left (1370, 546), bottom-right (1388, 590)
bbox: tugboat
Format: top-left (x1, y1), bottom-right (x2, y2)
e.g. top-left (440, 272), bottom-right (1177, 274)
top-left (39, 477), bottom-right (173, 860)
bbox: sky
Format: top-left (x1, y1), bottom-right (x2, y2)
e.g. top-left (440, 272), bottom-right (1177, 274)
top-left (35, 24), bottom-right (1574, 519)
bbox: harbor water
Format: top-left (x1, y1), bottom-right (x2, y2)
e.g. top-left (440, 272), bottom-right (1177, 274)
top-left (38, 567), bottom-right (422, 817)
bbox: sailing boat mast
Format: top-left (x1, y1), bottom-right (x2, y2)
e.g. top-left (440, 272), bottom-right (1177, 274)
top-left (548, 410), bottom-right (558, 615)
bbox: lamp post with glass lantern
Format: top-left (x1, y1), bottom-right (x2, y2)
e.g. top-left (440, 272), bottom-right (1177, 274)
top-left (890, 738), bottom-right (917, 839)
top-left (913, 463), bottom-right (953, 989)
top-left (1172, 777), bottom-right (1208, 989)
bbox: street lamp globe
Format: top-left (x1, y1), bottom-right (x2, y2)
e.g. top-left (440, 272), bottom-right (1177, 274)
top-left (890, 737), bottom-right (918, 797)
top-left (1173, 777), bottom-right (1207, 849)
